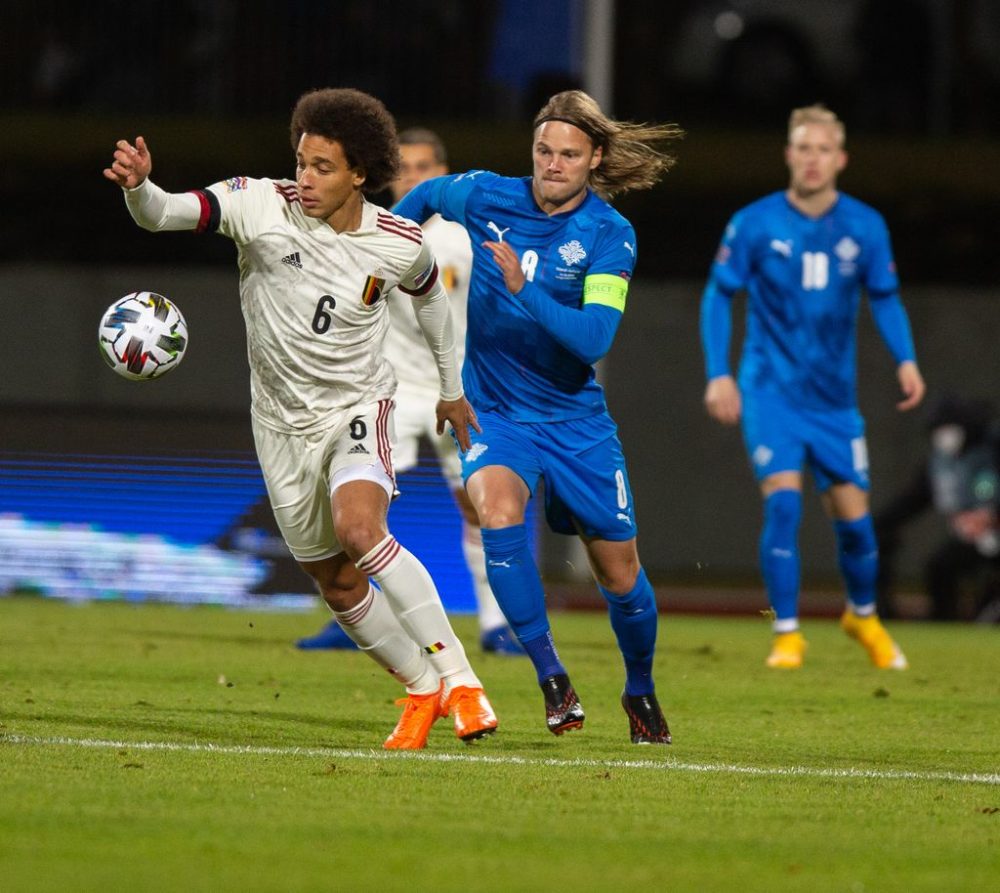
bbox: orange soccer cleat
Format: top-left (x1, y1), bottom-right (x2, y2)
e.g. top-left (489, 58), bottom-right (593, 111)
top-left (440, 685), bottom-right (498, 742)
top-left (841, 611), bottom-right (908, 669)
top-left (383, 683), bottom-right (446, 750)
top-left (766, 630), bottom-right (807, 669)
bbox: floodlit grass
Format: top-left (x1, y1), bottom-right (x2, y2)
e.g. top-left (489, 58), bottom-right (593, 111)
top-left (1, 595), bottom-right (997, 892)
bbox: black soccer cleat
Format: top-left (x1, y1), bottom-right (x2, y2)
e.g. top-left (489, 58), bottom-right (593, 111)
top-left (539, 673), bottom-right (585, 735)
top-left (622, 691), bottom-right (672, 745)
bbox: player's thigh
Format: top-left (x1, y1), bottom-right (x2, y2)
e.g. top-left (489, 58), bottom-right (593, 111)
top-left (542, 422), bottom-right (638, 540)
top-left (252, 419), bottom-right (339, 562)
top-left (806, 407), bottom-right (870, 494)
top-left (253, 401), bottom-right (396, 562)
top-left (327, 399), bottom-right (397, 504)
top-left (460, 409), bottom-right (543, 496)
top-left (741, 392), bottom-right (807, 481)
top-left (461, 411), bottom-right (542, 525)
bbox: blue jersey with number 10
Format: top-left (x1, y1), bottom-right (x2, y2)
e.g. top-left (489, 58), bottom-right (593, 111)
top-left (395, 172), bottom-right (637, 422)
top-left (704, 190), bottom-right (913, 410)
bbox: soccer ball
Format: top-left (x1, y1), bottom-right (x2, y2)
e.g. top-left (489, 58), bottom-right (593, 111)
top-left (98, 291), bottom-right (188, 380)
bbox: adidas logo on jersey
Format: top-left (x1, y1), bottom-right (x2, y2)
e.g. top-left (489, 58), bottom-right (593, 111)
top-left (348, 444), bottom-right (369, 455)
top-left (281, 252), bottom-right (303, 269)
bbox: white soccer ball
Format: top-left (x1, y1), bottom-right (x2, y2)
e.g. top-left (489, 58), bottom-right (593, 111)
top-left (98, 291), bottom-right (188, 380)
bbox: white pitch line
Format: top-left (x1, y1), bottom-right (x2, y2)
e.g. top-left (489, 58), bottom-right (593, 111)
top-left (3, 734), bottom-right (998, 785)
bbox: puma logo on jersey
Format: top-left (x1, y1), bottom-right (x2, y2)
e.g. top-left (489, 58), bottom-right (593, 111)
top-left (770, 239), bottom-right (792, 258)
top-left (617, 513), bottom-right (632, 524)
top-left (464, 443), bottom-right (488, 463)
top-left (623, 241), bottom-right (635, 256)
top-left (486, 221), bottom-right (510, 242)
top-left (281, 252), bottom-right (303, 269)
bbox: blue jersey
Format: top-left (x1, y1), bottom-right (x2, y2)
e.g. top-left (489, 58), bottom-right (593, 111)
top-left (702, 191), bottom-right (913, 410)
top-left (394, 172), bottom-right (636, 422)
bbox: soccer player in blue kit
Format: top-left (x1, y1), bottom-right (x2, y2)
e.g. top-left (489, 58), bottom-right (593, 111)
top-left (395, 90), bottom-right (683, 743)
top-left (700, 104), bottom-right (925, 669)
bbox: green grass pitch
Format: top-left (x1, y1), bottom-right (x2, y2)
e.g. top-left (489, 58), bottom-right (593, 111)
top-left (1, 595), bottom-right (997, 892)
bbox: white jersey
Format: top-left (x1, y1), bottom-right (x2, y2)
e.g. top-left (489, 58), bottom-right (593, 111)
top-left (384, 215), bottom-right (472, 393)
top-left (125, 175), bottom-right (459, 434)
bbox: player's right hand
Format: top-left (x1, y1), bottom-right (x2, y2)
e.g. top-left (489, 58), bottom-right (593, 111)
top-left (704, 375), bottom-right (742, 425)
top-left (436, 395), bottom-right (481, 452)
top-left (103, 136), bottom-right (152, 189)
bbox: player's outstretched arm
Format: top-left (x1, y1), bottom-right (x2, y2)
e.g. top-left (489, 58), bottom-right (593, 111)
top-left (103, 136), bottom-right (202, 233)
top-left (103, 136), bottom-right (152, 189)
top-left (896, 360), bottom-right (925, 412)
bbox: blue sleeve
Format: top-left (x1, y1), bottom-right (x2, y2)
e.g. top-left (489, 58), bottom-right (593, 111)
top-left (869, 293), bottom-right (916, 364)
top-left (700, 278), bottom-right (735, 379)
top-left (392, 170), bottom-right (491, 228)
top-left (699, 213), bottom-right (748, 379)
top-left (515, 280), bottom-right (622, 366)
top-left (862, 210), bottom-right (900, 297)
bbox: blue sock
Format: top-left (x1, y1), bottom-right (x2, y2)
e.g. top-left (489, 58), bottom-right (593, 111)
top-left (481, 525), bottom-right (564, 681)
top-left (760, 489), bottom-right (802, 629)
top-left (599, 567), bottom-right (657, 696)
top-left (835, 515), bottom-right (879, 614)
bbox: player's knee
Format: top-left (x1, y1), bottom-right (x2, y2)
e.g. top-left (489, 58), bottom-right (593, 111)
top-left (835, 516), bottom-right (877, 556)
top-left (592, 563), bottom-right (640, 595)
top-left (333, 518), bottom-right (388, 562)
top-left (478, 505), bottom-right (525, 529)
top-left (763, 489), bottom-right (803, 537)
top-left (306, 563), bottom-right (368, 612)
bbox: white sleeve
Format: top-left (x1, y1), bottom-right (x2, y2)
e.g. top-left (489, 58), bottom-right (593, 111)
top-left (123, 178), bottom-right (202, 231)
top-left (401, 241), bottom-right (463, 401)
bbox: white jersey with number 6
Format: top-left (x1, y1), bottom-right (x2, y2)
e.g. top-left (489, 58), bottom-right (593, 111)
top-left (204, 177), bottom-right (440, 433)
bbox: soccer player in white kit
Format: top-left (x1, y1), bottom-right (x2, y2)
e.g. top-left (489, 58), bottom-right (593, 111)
top-left (297, 128), bottom-right (524, 655)
top-left (103, 88), bottom-right (498, 750)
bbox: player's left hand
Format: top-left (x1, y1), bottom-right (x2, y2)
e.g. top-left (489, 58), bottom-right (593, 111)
top-left (896, 360), bottom-right (925, 411)
top-left (483, 240), bottom-right (526, 295)
top-left (436, 396), bottom-right (481, 451)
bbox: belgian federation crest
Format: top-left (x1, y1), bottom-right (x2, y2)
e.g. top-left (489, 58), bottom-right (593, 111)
top-left (361, 275), bottom-right (386, 306)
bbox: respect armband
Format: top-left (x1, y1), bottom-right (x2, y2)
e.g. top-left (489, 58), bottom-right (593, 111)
top-left (581, 273), bottom-right (628, 312)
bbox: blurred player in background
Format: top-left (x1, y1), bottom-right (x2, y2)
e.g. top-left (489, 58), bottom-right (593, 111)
top-left (395, 90), bottom-right (682, 744)
top-left (876, 393), bottom-right (1000, 622)
top-left (700, 104), bottom-right (925, 669)
top-left (297, 127), bottom-right (524, 656)
top-left (103, 87), bottom-right (497, 749)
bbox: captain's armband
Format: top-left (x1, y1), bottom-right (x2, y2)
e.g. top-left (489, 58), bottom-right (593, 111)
top-left (582, 273), bottom-right (628, 312)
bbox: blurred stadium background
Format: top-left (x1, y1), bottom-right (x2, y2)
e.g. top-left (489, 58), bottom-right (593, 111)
top-left (1, 0), bottom-right (998, 616)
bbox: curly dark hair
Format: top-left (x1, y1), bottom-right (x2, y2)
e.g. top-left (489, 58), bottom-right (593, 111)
top-left (289, 88), bottom-right (400, 193)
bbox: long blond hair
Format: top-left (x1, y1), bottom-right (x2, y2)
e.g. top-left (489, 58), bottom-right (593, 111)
top-left (533, 90), bottom-right (683, 199)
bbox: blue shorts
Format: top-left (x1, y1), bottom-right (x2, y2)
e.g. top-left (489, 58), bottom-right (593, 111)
top-left (741, 391), bottom-right (869, 491)
top-left (459, 409), bottom-right (638, 540)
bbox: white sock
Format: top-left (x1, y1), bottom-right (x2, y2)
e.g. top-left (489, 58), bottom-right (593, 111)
top-left (847, 600), bottom-right (877, 618)
top-left (334, 585), bottom-right (440, 695)
top-left (461, 523), bottom-right (507, 634)
top-left (773, 617), bottom-right (800, 634)
top-left (357, 535), bottom-right (481, 691)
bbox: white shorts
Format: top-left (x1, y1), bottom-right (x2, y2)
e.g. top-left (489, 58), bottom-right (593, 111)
top-left (252, 399), bottom-right (397, 562)
top-left (392, 380), bottom-right (463, 488)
